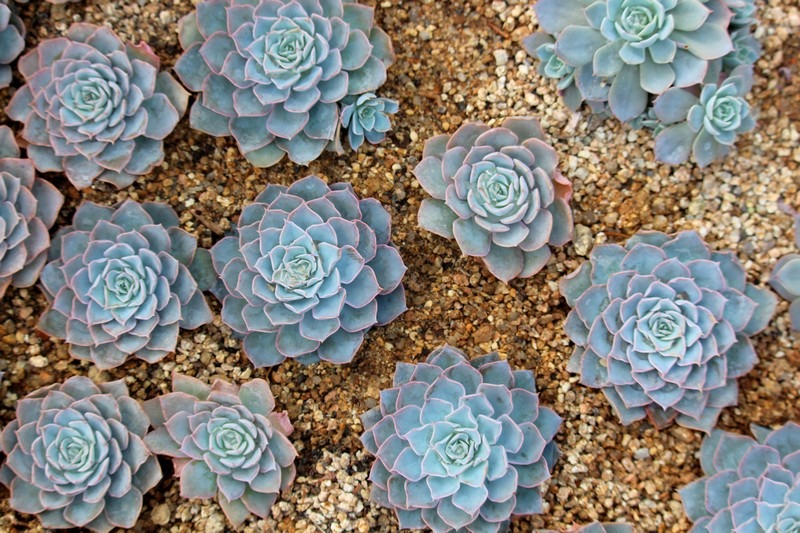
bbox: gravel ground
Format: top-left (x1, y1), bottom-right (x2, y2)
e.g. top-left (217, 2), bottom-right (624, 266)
top-left (0, 0), bottom-right (799, 532)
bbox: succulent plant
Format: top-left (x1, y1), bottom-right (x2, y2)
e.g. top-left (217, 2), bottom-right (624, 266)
top-left (725, 0), bottom-right (757, 27)
top-left (415, 117), bottom-right (573, 282)
top-left (360, 345), bottom-right (562, 533)
top-left (723, 27), bottom-right (762, 70)
top-left (534, 0), bottom-right (734, 122)
top-left (6, 23), bottom-right (189, 190)
top-left (38, 200), bottom-right (215, 369)
top-left (210, 175), bottom-right (406, 367)
top-left (653, 65), bottom-right (755, 167)
top-left (0, 1), bottom-right (24, 89)
top-left (523, 33), bottom-right (584, 112)
top-left (0, 376), bottom-right (162, 532)
top-left (0, 126), bottom-right (64, 299)
top-left (143, 374), bottom-right (296, 527)
top-left (770, 215), bottom-right (800, 331)
top-left (175, 0), bottom-right (395, 167)
top-left (340, 93), bottom-right (398, 150)
top-left (680, 423), bottom-right (800, 531)
top-left (560, 230), bottom-right (776, 432)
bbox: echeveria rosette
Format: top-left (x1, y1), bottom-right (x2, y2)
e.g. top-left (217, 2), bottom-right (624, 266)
top-left (143, 374), bottom-right (297, 527)
top-left (360, 345), bottom-right (562, 533)
top-left (560, 230), bottom-right (777, 432)
top-left (37, 200), bottom-right (215, 369)
top-left (536, 0), bottom-right (734, 122)
top-left (6, 23), bottom-right (189, 190)
top-left (175, 0), bottom-right (395, 167)
top-left (722, 27), bottom-right (762, 70)
top-left (725, 0), bottom-right (757, 27)
top-left (0, 126), bottom-right (64, 299)
top-left (415, 117), bottom-right (573, 283)
top-left (523, 33), bottom-right (584, 112)
top-left (0, 1), bottom-right (24, 88)
top-left (210, 175), bottom-right (406, 367)
top-left (0, 377), bottom-right (162, 532)
top-left (340, 93), bottom-right (398, 150)
top-left (680, 423), bottom-right (800, 532)
top-left (654, 65), bottom-right (755, 167)
top-left (770, 216), bottom-right (800, 331)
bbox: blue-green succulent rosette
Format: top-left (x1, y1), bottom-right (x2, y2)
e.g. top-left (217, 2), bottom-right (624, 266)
top-left (522, 33), bottom-right (584, 112)
top-left (210, 175), bottom-right (406, 367)
top-left (654, 65), bottom-right (755, 167)
top-left (0, 377), bottom-right (162, 533)
top-left (360, 345), bottom-right (562, 533)
top-left (144, 374), bottom-right (297, 528)
top-left (534, 0), bottom-right (734, 122)
top-left (340, 93), bottom-right (398, 150)
top-left (38, 201), bottom-right (215, 369)
top-left (0, 1), bottom-right (24, 88)
top-left (561, 230), bottom-right (776, 432)
top-left (175, 0), bottom-right (395, 167)
top-left (681, 423), bottom-right (800, 531)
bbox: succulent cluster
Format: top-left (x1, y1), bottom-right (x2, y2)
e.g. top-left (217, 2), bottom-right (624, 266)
top-left (361, 345), bottom-right (562, 533)
top-left (415, 117), bottom-right (573, 282)
top-left (7, 23), bottom-right (188, 190)
top-left (653, 65), bottom-right (756, 167)
top-left (211, 176), bottom-right (406, 367)
top-left (144, 374), bottom-right (297, 527)
top-left (0, 0), bottom-right (24, 89)
top-left (680, 423), bottom-right (800, 531)
top-left (526, 0), bottom-right (762, 166)
top-left (175, 0), bottom-right (396, 167)
top-left (0, 126), bottom-right (63, 299)
top-left (0, 377), bottom-right (162, 533)
top-left (770, 215), bottom-right (800, 331)
top-left (561, 230), bottom-right (776, 432)
top-left (38, 201), bottom-right (215, 369)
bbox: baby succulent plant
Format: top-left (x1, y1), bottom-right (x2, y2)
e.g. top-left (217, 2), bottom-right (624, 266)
top-left (7, 23), bottom-right (189, 189)
top-left (38, 200), bottom-right (215, 369)
top-left (561, 230), bottom-right (776, 432)
top-left (770, 215), bottom-right (800, 331)
top-left (360, 345), bottom-right (562, 533)
top-left (144, 374), bottom-right (297, 527)
top-left (0, 0), bottom-right (24, 89)
top-left (210, 175), bottom-right (406, 367)
top-left (680, 423), bottom-right (800, 531)
top-left (175, 0), bottom-right (395, 167)
top-left (0, 377), bottom-right (162, 532)
top-left (654, 66), bottom-right (755, 167)
top-left (340, 93), bottom-right (398, 150)
top-left (0, 126), bottom-right (64, 299)
top-left (534, 0), bottom-right (735, 122)
top-left (523, 33), bottom-right (583, 112)
top-left (415, 117), bottom-right (573, 282)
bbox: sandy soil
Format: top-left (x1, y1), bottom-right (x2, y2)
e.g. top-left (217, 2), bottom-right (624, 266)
top-left (0, 0), bottom-right (799, 532)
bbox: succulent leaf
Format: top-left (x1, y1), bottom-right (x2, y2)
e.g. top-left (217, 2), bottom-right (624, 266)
top-left (770, 215), bottom-right (800, 331)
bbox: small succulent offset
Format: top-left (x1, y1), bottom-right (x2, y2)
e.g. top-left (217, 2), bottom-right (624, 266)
top-left (360, 345), bottom-right (562, 533)
top-left (415, 117), bottom-right (573, 282)
top-left (523, 33), bottom-right (584, 112)
top-left (340, 93), bottom-right (398, 150)
top-left (38, 201), bottom-right (215, 369)
top-left (143, 374), bottom-right (297, 527)
top-left (654, 66), bottom-right (755, 167)
top-left (0, 1), bottom-right (24, 89)
top-left (770, 215), bottom-right (800, 331)
top-left (726, 0), bottom-right (757, 28)
top-left (175, 0), bottom-right (395, 167)
top-left (0, 377), bottom-right (162, 532)
top-left (680, 423), bottom-right (800, 531)
top-left (561, 230), bottom-right (776, 432)
top-left (722, 27), bottom-right (762, 70)
top-left (7, 23), bottom-right (189, 190)
top-left (534, 0), bottom-right (734, 122)
top-left (211, 175), bottom-right (406, 367)
top-left (0, 126), bottom-right (64, 299)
